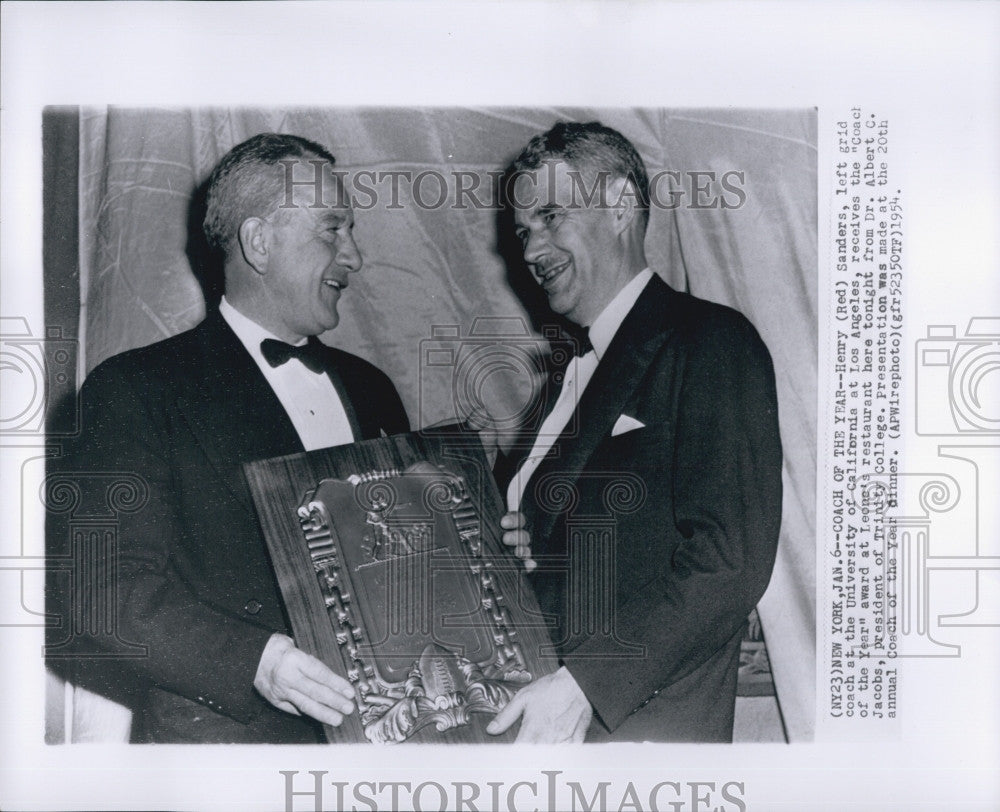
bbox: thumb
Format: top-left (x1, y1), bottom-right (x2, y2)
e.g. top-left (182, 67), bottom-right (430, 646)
top-left (486, 691), bottom-right (525, 735)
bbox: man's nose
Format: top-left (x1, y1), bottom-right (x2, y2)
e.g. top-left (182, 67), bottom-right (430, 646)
top-left (338, 232), bottom-right (363, 273)
top-left (522, 229), bottom-right (548, 267)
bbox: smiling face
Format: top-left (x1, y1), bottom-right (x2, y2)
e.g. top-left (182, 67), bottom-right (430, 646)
top-left (512, 161), bottom-right (632, 328)
top-left (260, 162), bottom-right (361, 342)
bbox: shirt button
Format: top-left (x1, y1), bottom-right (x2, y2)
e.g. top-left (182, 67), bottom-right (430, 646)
top-left (244, 599), bottom-right (263, 615)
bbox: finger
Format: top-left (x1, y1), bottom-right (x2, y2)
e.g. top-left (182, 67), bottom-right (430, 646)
top-left (290, 652), bottom-right (356, 700)
top-left (570, 714), bottom-right (590, 743)
top-left (286, 669), bottom-right (356, 716)
top-left (502, 529), bottom-right (530, 548)
top-left (500, 512), bottom-right (526, 530)
top-left (524, 558), bottom-right (538, 573)
top-left (273, 660), bottom-right (355, 716)
top-left (486, 692), bottom-right (524, 735)
top-left (285, 686), bottom-right (348, 727)
top-left (299, 681), bottom-right (356, 716)
top-left (514, 544), bottom-right (532, 558)
top-left (272, 699), bottom-right (302, 717)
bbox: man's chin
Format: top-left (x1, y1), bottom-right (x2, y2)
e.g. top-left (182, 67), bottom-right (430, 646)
top-left (303, 320), bottom-right (338, 340)
top-left (544, 294), bottom-right (572, 320)
top-left (319, 309), bottom-right (340, 333)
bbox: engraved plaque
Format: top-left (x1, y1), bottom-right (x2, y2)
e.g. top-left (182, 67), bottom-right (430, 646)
top-left (244, 429), bottom-right (557, 743)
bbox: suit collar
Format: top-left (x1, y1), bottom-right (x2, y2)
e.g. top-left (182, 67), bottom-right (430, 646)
top-left (588, 268), bottom-right (654, 360)
top-left (179, 310), bottom-right (381, 508)
top-left (219, 295), bottom-right (305, 350)
top-left (523, 274), bottom-right (680, 540)
top-left (176, 309), bottom-right (305, 510)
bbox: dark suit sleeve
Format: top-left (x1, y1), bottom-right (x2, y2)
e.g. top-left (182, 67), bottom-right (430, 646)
top-left (566, 312), bottom-right (783, 732)
top-left (65, 358), bottom-right (274, 723)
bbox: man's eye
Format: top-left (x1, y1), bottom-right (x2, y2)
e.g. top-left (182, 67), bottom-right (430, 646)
top-left (542, 211), bottom-right (560, 226)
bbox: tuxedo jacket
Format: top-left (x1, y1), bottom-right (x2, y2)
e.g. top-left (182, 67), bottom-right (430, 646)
top-left (514, 274), bottom-right (782, 742)
top-left (47, 309), bottom-right (408, 742)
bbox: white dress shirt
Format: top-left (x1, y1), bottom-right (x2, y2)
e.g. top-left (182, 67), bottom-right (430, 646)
top-left (219, 297), bottom-right (355, 452)
top-left (506, 268), bottom-right (654, 512)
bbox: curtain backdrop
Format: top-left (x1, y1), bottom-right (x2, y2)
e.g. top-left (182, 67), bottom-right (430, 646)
top-left (75, 107), bottom-right (816, 741)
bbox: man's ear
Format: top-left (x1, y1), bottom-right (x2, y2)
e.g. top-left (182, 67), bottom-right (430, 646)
top-left (237, 217), bottom-right (269, 275)
top-left (608, 176), bottom-right (640, 235)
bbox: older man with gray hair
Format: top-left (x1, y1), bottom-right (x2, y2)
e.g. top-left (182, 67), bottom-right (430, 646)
top-left (49, 133), bottom-right (409, 742)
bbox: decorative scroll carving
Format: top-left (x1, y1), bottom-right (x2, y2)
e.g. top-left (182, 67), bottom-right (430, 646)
top-left (295, 462), bottom-right (531, 744)
top-left (362, 644), bottom-right (523, 744)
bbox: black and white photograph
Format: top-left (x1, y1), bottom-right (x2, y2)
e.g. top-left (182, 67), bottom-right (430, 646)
top-left (2, 3), bottom-right (998, 811)
top-left (39, 107), bottom-right (814, 750)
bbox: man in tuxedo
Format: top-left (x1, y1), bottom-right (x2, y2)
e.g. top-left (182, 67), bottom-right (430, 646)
top-left (48, 133), bottom-right (409, 742)
top-left (488, 122), bottom-right (782, 743)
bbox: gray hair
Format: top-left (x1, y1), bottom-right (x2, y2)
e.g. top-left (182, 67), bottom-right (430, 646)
top-left (510, 121), bottom-right (650, 222)
top-left (202, 132), bottom-right (337, 259)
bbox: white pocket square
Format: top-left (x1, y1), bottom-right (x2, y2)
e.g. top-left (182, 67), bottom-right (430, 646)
top-left (611, 414), bottom-right (646, 437)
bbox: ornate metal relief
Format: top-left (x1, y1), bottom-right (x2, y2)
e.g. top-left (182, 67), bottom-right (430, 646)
top-left (296, 461), bottom-right (532, 744)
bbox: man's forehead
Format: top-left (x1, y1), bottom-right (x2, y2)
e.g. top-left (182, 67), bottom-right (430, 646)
top-left (513, 161), bottom-right (578, 217)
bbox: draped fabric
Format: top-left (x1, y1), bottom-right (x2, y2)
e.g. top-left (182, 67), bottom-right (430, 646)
top-left (75, 107), bottom-right (816, 741)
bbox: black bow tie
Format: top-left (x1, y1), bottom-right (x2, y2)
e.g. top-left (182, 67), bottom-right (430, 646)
top-left (260, 337), bottom-right (328, 374)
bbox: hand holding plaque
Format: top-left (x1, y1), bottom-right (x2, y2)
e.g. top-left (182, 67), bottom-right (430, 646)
top-left (254, 632), bottom-right (356, 726)
top-left (244, 428), bottom-right (558, 744)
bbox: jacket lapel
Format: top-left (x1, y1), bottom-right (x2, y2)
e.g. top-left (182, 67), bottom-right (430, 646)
top-left (321, 362), bottom-right (364, 440)
top-left (523, 275), bottom-right (678, 543)
top-left (317, 347), bottom-right (379, 440)
top-left (175, 310), bottom-right (303, 510)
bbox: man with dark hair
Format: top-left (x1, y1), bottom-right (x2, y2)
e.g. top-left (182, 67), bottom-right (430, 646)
top-left (50, 133), bottom-right (409, 742)
top-left (489, 121), bottom-right (782, 742)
